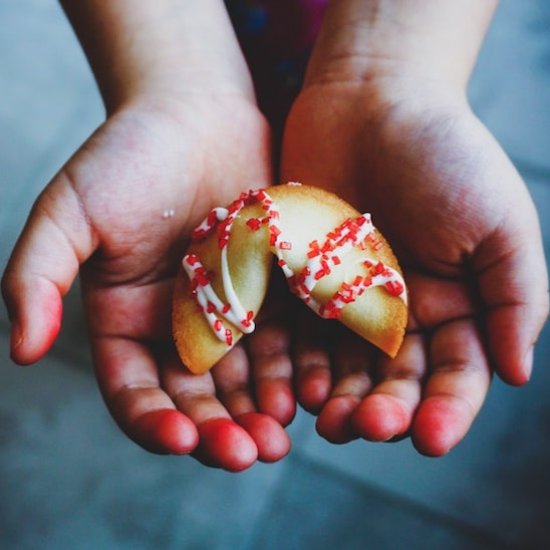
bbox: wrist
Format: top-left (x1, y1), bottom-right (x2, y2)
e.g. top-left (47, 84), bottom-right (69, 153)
top-left (61, 0), bottom-right (254, 113)
top-left (304, 0), bottom-right (498, 97)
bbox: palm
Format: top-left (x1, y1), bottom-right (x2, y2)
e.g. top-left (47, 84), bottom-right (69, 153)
top-left (4, 92), bottom-right (304, 470)
top-left (73, 98), bottom-right (269, 337)
top-left (282, 82), bottom-right (548, 454)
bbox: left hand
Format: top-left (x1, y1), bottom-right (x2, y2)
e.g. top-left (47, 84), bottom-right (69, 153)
top-left (281, 77), bottom-right (549, 455)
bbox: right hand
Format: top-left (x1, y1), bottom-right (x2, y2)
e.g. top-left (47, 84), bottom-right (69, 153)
top-left (1, 4), bottom-right (297, 469)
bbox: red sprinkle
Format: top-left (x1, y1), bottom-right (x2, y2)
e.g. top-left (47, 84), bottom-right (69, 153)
top-left (279, 241), bottom-right (292, 250)
top-left (246, 218), bottom-right (261, 231)
top-left (228, 201), bottom-right (241, 215)
top-left (192, 229), bottom-right (204, 239)
top-left (336, 236), bottom-right (350, 248)
top-left (314, 269), bottom-right (326, 281)
top-left (340, 293), bottom-right (355, 304)
top-left (323, 300), bottom-right (342, 319)
top-left (225, 329), bottom-right (233, 346)
top-left (321, 241), bottom-right (334, 254)
top-left (206, 301), bottom-right (216, 314)
top-left (207, 210), bottom-right (218, 226)
top-left (222, 304), bottom-right (231, 314)
top-left (214, 320), bottom-right (223, 332)
top-left (196, 274), bottom-right (209, 287)
top-left (385, 280), bottom-right (404, 296)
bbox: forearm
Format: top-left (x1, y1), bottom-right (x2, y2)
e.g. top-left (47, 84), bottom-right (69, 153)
top-left (60, 0), bottom-right (253, 112)
top-left (306, 0), bottom-right (499, 93)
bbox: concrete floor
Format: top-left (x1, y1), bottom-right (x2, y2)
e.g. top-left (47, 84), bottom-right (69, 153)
top-left (1, 1), bottom-right (549, 548)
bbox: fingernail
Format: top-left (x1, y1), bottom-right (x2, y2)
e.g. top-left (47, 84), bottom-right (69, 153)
top-left (522, 347), bottom-right (534, 381)
top-left (10, 322), bottom-right (23, 355)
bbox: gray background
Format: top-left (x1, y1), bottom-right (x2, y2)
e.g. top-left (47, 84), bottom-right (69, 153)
top-left (1, 1), bottom-right (549, 548)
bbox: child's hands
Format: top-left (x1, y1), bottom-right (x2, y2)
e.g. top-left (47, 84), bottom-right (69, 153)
top-left (281, 6), bottom-right (549, 453)
top-left (4, 0), bottom-right (548, 471)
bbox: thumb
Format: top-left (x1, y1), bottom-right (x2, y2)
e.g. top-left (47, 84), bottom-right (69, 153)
top-left (1, 172), bottom-right (97, 364)
top-left (475, 196), bottom-right (549, 386)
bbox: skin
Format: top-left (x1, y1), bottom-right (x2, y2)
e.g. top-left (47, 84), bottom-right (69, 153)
top-left (2, 0), bottom-right (548, 469)
top-left (281, 0), bottom-right (549, 453)
top-left (2, 0), bottom-right (292, 471)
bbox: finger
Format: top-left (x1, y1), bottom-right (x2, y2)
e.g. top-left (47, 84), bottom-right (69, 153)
top-left (412, 318), bottom-right (491, 457)
top-left (246, 321), bottom-right (296, 426)
top-left (1, 173), bottom-right (97, 364)
top-left (211, 346), bottom-right (256, 416)
top-left (212, 346), bottom-right (291, 462)
top-left (475, 227), bottom-right (549, 385)
top-left (235, 413), bottom-right (291, 463)
top-left (93, 336), bottom-right (198, 455)
top-left (352, 333), bottom-right (426, 442)
top-left (316, 331), bottom-right (374, 444)
top-left (292, 309), bottom-right (332, 414)
top-left (406, 272), bottom-right (475, 331)
top-left (162, 352), bottom-right (257, 472)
